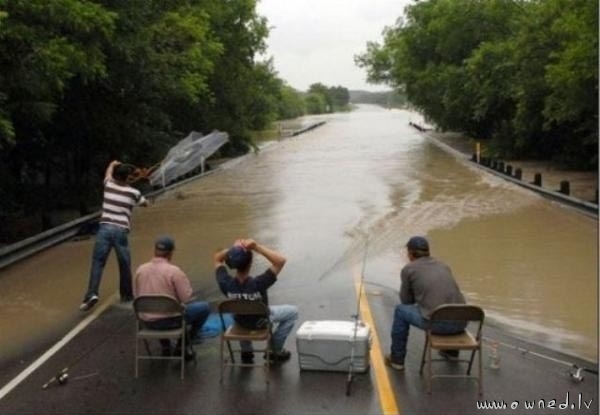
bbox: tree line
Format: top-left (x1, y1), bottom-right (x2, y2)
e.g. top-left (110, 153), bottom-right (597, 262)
top-left (349, 90), bottom-right (407, 108)
top-left (0, 0), bottom-right (349, 244)
top-left (356, 0), bottom-right (598, 169)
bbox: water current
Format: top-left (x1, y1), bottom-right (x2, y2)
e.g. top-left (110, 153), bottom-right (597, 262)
top-left (0, 104), bottom-right (597, 366)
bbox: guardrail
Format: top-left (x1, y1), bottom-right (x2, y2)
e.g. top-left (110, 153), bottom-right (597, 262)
top-left (0, 211), bottom-right (101, 270)
top-left (0, 122), bottom-right (330, 271)
top-left (0, 168), bottom-right (218, 271)
top-left (426, 134), bottom-right (599, 217)
top-left (292, 121), bottom-right (326, 136)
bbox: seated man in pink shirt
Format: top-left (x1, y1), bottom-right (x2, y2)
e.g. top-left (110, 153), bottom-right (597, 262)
top-left (134, 236), bottom-right (210, 361)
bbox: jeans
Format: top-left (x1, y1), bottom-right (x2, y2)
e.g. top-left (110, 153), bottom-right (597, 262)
top-left (240, 304), bottom-right (298, 353)
top-left (390, 303), bottom-right (466, 363)
top-left (144, 301), bottom-right (211, 346)
top-left (84, 223), bottom-right (132, 300)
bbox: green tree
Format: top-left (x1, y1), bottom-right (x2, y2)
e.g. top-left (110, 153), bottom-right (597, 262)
top-left (304, 92), bottom-right (327, 114)
top-left (47, 0), bottom-right (223, 210)
top-left (541, 0), bottom-right (598, 167)
top-left (0, 0), bottom-right (116, 216)
top-left (356, 0), bottom-right (597, 168)
top-left (277, 84), bottom-right (306, 120)
top-left (328, 86), bottom-right (350, 110)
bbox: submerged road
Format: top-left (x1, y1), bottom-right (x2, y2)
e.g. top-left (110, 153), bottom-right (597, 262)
top-left (0, 104), bottom-right (597, 414)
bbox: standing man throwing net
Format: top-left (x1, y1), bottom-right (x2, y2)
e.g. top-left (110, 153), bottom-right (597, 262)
top-left (80, 160), bottom-right (149, 311)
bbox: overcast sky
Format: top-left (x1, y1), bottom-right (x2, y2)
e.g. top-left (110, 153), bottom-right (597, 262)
top-left (256, 0), bottom-right (411, 92)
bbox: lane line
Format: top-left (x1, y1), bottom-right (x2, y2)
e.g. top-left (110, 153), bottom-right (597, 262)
top-left (0, 293), bottom-right (118, 401)
top-left (355, 281), bottom-right (401, 415)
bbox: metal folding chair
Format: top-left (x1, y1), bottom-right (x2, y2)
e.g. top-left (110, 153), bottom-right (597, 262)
top-left (419, 304), bottom-right (485, 395)
top-left (218, 299), bottom-right (272, 384)
top-left (133, 295), bottom-right (187, 379)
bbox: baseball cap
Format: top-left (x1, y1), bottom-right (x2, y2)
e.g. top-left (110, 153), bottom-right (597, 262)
top-left (225, 245), bottom-right (253, 270)
top-left (406, 236), bottom-right (429, 251)
top-left (155, 235), bottom-right (175, 252)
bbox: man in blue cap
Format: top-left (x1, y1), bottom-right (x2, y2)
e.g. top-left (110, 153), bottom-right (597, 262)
top-left (385, 236), bottom-right (466, 371)
top-left (214, 239), bottom-right (298, 364)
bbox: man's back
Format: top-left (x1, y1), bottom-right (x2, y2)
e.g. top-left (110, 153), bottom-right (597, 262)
top-left (400, 256), bottom-right (465, 318)
top-left (135, 257), bottom-right (192, 319)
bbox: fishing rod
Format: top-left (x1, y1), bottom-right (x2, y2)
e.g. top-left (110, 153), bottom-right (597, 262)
top-left (346, 237), bottom-right (369, 396)
top-left (41, 307), bottom-right (131, 390)
top-left (482, 336), bottom-right (598, 383)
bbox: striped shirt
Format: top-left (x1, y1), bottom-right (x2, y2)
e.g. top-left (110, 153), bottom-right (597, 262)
top-left (99, 179), bottom-right (147, 230)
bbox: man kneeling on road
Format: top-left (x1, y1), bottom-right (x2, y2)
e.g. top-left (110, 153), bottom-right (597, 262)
top-left (134, 236), bottom-right (210, 361)
top-left (214, 239), bottom-right (298, 364)
top-left (386, 236), bottom-right (467, 371)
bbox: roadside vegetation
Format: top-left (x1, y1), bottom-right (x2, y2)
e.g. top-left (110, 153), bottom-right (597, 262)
top-left (349, 90), bottom-right (407, 109)
top-left (0, 0), bottom-right (350, 244)
top-left (356, 0), bottom-right (598, 170)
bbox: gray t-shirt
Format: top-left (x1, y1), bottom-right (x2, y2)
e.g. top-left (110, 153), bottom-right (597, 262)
top-left (400, 256), bottom-right (465, 318)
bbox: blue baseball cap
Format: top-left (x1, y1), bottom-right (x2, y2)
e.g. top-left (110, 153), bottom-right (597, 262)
top-left (225, 245), bottom-right (253, 270)
top-left (155, 235), bottom-right (175, 252)
top-left (406, 236), bottom-right (429, 251)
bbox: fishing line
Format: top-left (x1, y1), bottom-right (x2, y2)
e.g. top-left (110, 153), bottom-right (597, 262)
top-left (41, 307), bottom-right (132, 390)
top-left (317, 236), bottom-right (371, 282)
top-left (482, 336), bottom-right (598, 382)
top-left (317, 247), bottom-right (357, 282)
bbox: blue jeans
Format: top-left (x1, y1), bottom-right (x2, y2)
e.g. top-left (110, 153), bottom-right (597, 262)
top-left (144, 301), bottom-right (211, 344)
top-left (241, 304), bottom-right (298, 353)
top-left (84, 223), bottom-right (132, 301)
top-left (390, 303), bottom-right (466, 363)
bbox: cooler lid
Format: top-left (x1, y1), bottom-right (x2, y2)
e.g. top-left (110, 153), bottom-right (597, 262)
top-left (296, 320), bottom-right (370, 341)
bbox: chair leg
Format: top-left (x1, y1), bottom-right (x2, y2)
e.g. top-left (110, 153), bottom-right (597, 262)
top-left (478, 346), bottom-right (483, 396)
top-left (220, 337), bottom-right (224, 383)
top-left (467, 349), bottom-right (476, 375)
top-left (226, 340), bottom-right (234, 363)
top-left (264, 339), bottom-right (270, 385)
top-left (427, 343), bottom-right (433, 394)
top-left (419, 337), bottom-right (429, 375)
top-left (135, 337), bottom-right (139, 378)
top-left (180, 333), bottom-right (185, 380)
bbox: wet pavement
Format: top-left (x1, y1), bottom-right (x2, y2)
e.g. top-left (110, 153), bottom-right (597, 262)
top-left (0, 281), bottom-right (597, 415)
top-left (0, 105), bottom-right (598, 414)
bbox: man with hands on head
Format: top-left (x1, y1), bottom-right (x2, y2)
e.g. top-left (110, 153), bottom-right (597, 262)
top-left (214, 238), bottom-right (298, 364)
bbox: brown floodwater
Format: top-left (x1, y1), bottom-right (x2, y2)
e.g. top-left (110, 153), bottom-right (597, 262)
top-left (0, 104), bottom-right (597, 365)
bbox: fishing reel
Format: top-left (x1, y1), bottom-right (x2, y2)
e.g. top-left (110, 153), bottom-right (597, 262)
top-left (42, 368), bottom-right (98, 389)
top-left (569, 365), bottom-right (584, 383)
top-left (42, 368), bottom-right (69, 389)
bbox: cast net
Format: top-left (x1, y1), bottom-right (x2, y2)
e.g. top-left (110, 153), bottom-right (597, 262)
top-left (148, 130), bottom-right (229, 187)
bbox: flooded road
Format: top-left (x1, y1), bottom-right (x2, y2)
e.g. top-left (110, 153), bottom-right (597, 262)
top-left (0, 104), bottom-right (597, 366)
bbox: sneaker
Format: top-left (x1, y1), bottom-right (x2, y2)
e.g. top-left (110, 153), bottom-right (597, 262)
top-left (79, 295), bottom-right (99, 312)
top-left (384, 354), bottom-right (405, 371)
top-left (266, 349), bottom-right (291, 364)
top-left (439, 350), bottom-right (460, 361)
top-left (241, 352), bottom-right (255, 364)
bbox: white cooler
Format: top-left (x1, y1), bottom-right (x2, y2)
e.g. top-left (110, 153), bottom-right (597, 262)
top-left (296, 320), bottom-right (371, 373)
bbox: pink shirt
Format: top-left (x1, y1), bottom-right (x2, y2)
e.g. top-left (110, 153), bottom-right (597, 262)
top-left (134, 257), bottom-right (193, 320)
